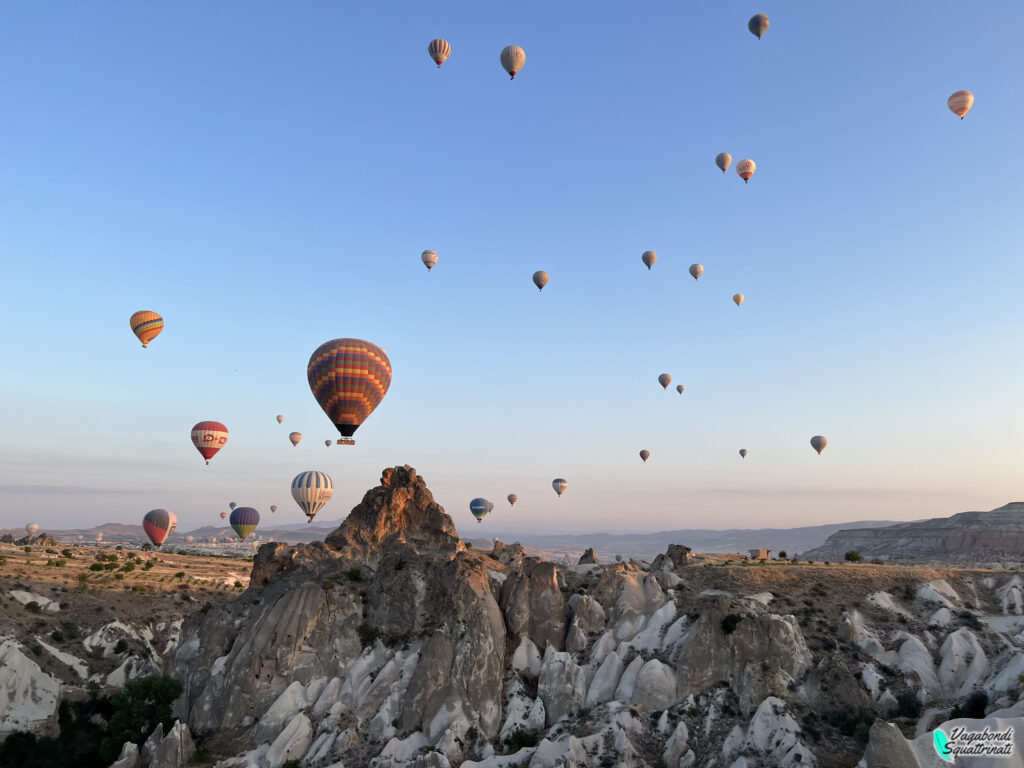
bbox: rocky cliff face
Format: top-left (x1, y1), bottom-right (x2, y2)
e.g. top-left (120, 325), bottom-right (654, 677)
top-left (801, 502), bottom-right (1024, 566)
top-left (166, 469), bottom-right (1024, 768)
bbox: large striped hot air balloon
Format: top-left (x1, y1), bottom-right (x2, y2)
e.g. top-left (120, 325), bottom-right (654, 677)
top-left (470, 498), bottom-right (493, 523)
top-left (507, 494), bottom-right (518, 506)
top-left (229, 506), bottom-right (260, 540)
top-left (308, 339), bottom-right (392, 445)
top-left (191, 421), bottom-right (228, 464)
top-left (428, 39), bottom-right (451, 68)
top-left (289, 432), bottom-right (302, 447)
top-left (143, 509), bottom-right (177, 547)
top-left (291, 471), bottom-right (334, 524)
top-left (500, 45), bottom-right (526, 79)
top-left (130, 311), bottom-right (164, 348)
top-left (552, 478), bottom-right (567, 497)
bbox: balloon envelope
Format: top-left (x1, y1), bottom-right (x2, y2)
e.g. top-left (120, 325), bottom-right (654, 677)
top-left (191, 421), bottom-right (228, 464)
top-left (639, 450), bottom-right (650, 462)
top-left (658, 373), bottom-right (671, 389)
top-left (507, 494), bottom-right (518, 506)
top-left (469, 497), bottom-right (493, 522)
top-left (143, 509), bottom-right (177, 547)
top-left (308, 339), bottom-right (392, 442)
top-left (291, 471), bottom-right (334, 523)
top-left (676, 384), bottom-right (685, 394)
top-left (641, 251), bottom-right (657, 270)
top-left (552, 478), bottom-right (568, 496)
top-left (736, 159), bottom-right (756, 182)
top-left (130, 311), bottom-right (164, 348)
top-left (325, 440), bottom-right (332, 447)
top-left (500, 45), bottom-right (526, 79)
top-left (229, 502), bottom-right (236, 510)
top-left (185, 535), bottom-right (194, 543)
top-left (26, 523), bottom-right (39, 536)
top-left (229, 507), bottom-right (260, 540)
top-left (689, 264), bottom-right (703, 281)
top-left (810, 435), bottom-right (828, 455)
top-left (748, 13), bottom-right (770, 38)
top-left (532, 271), bottom-right (549, 291)
top-left (220, 512), bottom-right (228, 520)
top-left (739, 449), bottom-right (748, 458)
top-left (289, 432), bottom-right (303, 447)
top-left (733, 294), bottom-right (744, 306)
top-left (948, 90), bottom-right (974, 119)
top-left (715, 153), bottom-right (732, 173)
top-left (276, 415), bottom-right (284, 424)
top-left (427, 39), bottom-right (451, 68)
top-left (270, 505), bottom-right (277, 513)
top-left (421, 250), bottom-right (438, 270)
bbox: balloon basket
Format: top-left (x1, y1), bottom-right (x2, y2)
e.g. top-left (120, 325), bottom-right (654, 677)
top-left (338, 438), bottom-right (355, 446)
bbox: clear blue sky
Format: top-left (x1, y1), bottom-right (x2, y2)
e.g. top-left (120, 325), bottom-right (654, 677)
top-left (1, 2), bottom-right (1022, 536)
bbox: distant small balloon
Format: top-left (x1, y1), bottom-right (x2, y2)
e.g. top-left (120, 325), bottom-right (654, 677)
top-left (427, 39), bottom-right (451, 68)
top-left (947, 90), bottom-right (974, 119)
top-left (641, 251), bottom-right (657, 270)
top-left (26, 523), bottom-right (39, 536)
top-left (130, 311), bottom-right (164, 348)
top-left (95, 533), bottom-right (103, 542)
top-left (500, 45), bottom-right (526, 79)
top-left (270, 505), bottom-right (277, 513)
top-left (470, 497), bottom-right (493, 523)
top-left (748, 13), bottom-right (770, 39)
top-left (810, 435), bottom-right (828, 455)
top-left (676, 384), bottom-right (685, 394)
top-left (142, 509), bottom-right (177, 548)
top-left (715, 153), bottom-right (732, 173)
top-left (533, 271), bottom-right (549, 291)
top-left (291, 470), bottom-right (334, 524)
top-left (276, 414), bottom-right (284, 424)
top-left (507, 494), bottom-right (518, 506)
top-left (736, 159), bottom-right (756, 183)
top-left (639, 450), bottom-right (650, 462)
top-left (220, 512), bottom-right (228, 520)
top-left (289, 432), bottom-right (302, 447)
top-left (421, 250), bottom-right (438, 271)
top-left (191, 421), bottom-right (228, 465)
top-left (552, 478), bottom-right (567, 497)
top-left (185, 535), bottom-right (195, 543)
top-left (229, 502), bottom-right (236, 510)
top-left (658, 373), bottom-right (671, 389)
top-left (229, 507), bottom-right (260, 540)
top-left (325, 440), bottom-right (332, 447)
top-left (733, 293), bottom-right (744, 307)
top-left (689, 264), bottom-right (703, 281)
top-left (739, 449), bottom-right (748, 458)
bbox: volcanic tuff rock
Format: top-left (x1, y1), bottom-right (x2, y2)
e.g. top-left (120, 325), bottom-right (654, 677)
top-left (164, 470), bottom-right (1024, 767)
top-left (802, 502), bottom-right (1024, 565)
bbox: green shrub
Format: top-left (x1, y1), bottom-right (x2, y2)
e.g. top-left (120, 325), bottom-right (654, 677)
top-left (119, 563), bottom-right (135, 573)
top-left (113, 639), bottom-right (129, 655)
top-left (778, 550), bottom-right (787, 559)
top-left (357, 623), bottom-right (380, 646)
top-left (23, 546), bottom-right (31, 553)
top-left (174, 571), bottom-right (185, 579)
top-left (50, 630), bottom-right (64, 642)
top-left (321, 580), bottom-right (334, 590)
top-left (45, 549), bottom-right (58, 555)
top-left (895, 690), bottom-right (922, 719)
top-left (60, 549), bottom-right (73, 558)
top-left (506, 728), bottom-right (538, 749)
top-left (200, 602), bottom-right (214, 614)
top-left (61, 622), bottom-right (80, 640)
top-left (827, 705), bottom-right (874, 742)
top-left (24, 601), bottom-right (41, 614)
top-left (344, 568), bottom-right (363, 582)
top-left (77, 573), bottom-right (89, 586)
top-left (282, 761), bottom-right (301, 768)
top-left (31, 644), bottom-right (42, 656)
top-left (844, 551), bottom-right (862, 563)
top-left (721, 614), bottom-right (743, 635)
top-left (951, 690), bottom-right (989, 720)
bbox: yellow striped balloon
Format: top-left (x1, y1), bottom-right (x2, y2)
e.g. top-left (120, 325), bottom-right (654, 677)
top-left (130, 311), bottom-right (164, 348)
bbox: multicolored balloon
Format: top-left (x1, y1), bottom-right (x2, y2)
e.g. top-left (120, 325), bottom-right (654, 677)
top-left (470, 498), bottom-right (493, 523)
top-left (427, 39), bottom-right (451, 68)
top-left (948, 90), bottom-right (974, 119)
top-left (325, 440), bottom-right (332, 447)
top-left (689, 264), bottom-right (703, 281)
top-left (533, 271), bottom-right (549, 291)
top-left (739, 449), bottom-right (748, 458)
top-left (639, 450), bottom-right (650, 462)
top-left (130, 311), bottom-right (164, 348)
top-left (715, 153), bottom-right (732, 173)
top-left (422, 250), bottom-right (438, 271)
top-left (552, 478), bottom-right (567, 497)
top-left (500, 45), bottom-right (526, 79)
top-left (191, 421), bottom-right (228, 465)
top-left (308, 339), bottom-right (392, 445)
top-left (658, 373), bottom-right (671, 389)
top-left (291, 471), bottom-right (334, 524)
top-left (229, 506), bottom-right (260, 540)
top-left (507, 493), bottom-right (518, 506)
top-left (642, 251), bottom-right (657, 270)
top-left (810, 435), bottom-right (828, 455)
top-left (748, 13), bottom-right (770, 39)
top-left (736, 159), bottom-right (756, 183)
top-left (676, 384), bottom-right (685, 394)
top-left (143, 509), bottom-right (177, 547)
top-left (220, 512), bottom-right (228, 520)
top-left (289, 432), bottom-right (303, 447)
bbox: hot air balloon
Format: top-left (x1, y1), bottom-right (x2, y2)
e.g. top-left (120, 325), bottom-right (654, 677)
top-left (308, 339), bottom-right (392, 445)
top-left (748, 14), bottom-right (770, 39)
top-left (715, 153), bottom-right (732, 173)
top-left (130, 311), bottom-right (164, 348)
top-left (95, 533), bottom-right (103, 543)
top-left (26, 523), bottom-right (39, 536)
top-left (736, 159), bottom-right (756, 183)
top-left (289, 432), bottom-right (302, 447)
top-left (507, 494), bottom-right (518, 506)
top-left (733, 293), bottom-right (744, 307)
top-left (552, 478), bottom-right (567, 497)
top-left (276, 415), bottom-right (284, 424)
top-left (948, 90), bottom-right (974, 119)
top-left (142, 509), bottom-right (177, 548)
top-left (533, 271), bottom-right (549, 291)
top-left (421, 250), bottom-right (438, 271)
top-left (739, 449), bottom-right (748, 458)
top-left (191, 421), bottom-right (228, 464)
top-left (229, 507), bottom-right (260, 540)
top-left (325, 440), bottom-right (332, 447)
top-left (229, 502), bottom-right (236, 510)
top-left (658, 373), bottom-right (672, 389)
top-left (270, 505), bottom-right (277, 513)
top-left (500, 45), bottom-right (526, 79)
top-left (639, 450), bottom-right (650, 462)
top-left (810, 435), bottom-right (828, 455)
top-left (185, 535), bottom-right (194, 543)
top-left (676, 384), bottom-right (685, 394)
top-left (689, 264), bottom-right (703, 281)
top-left (427, 39), bottom-right (451, 68)
top-left (469, 498), bottom-right (493, 523)
top-left (291, 471), bottom-right (334, 524)
top-left (220, 512), bottom-right (228, 520)
top-left (641, 251), bottom-right (657, 270)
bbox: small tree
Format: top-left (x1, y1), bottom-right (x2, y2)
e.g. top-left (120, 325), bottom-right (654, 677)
top-left (844, 551), bottom-right (862, 563)
top-left (778, 550), bottom-right (788, 559)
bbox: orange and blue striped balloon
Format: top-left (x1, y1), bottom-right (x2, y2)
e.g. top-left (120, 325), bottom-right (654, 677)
top-left (307, 339), bottom-right (392, 443)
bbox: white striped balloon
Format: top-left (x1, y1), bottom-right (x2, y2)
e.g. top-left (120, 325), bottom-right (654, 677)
top-left (291, 471), bottom-right (334, 523)
top-left (501, 45), bottom-right (526, 79)
top-left (428, 39), bottom-right (451, 68)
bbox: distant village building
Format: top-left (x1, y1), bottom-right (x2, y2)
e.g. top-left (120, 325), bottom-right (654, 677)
top-left (748, 548), bottom-right (772, 560)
